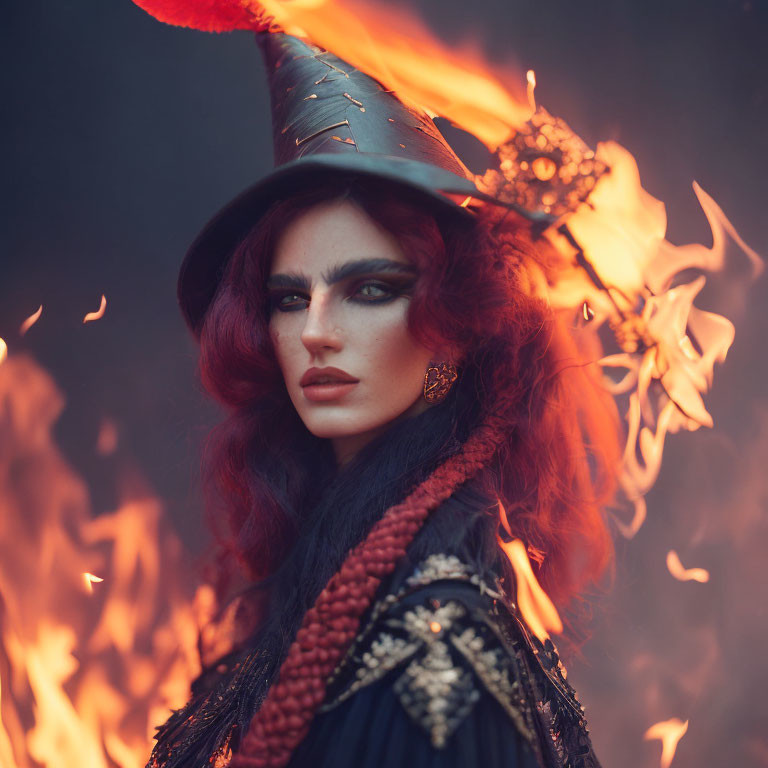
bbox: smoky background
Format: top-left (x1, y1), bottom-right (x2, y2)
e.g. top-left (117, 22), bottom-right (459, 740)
top-left (1, 1), bottom-right (767, 765)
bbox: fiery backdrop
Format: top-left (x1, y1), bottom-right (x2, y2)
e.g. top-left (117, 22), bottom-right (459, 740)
top-left (1, 1), bottom-right (767, 766)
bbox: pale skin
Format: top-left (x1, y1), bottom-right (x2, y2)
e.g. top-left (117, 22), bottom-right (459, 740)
top-left (268, 199), bottom-right (449, 466)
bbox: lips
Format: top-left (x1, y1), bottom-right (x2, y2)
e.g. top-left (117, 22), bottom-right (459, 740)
top-left (300, 367), bottom-right (360, 402)
top-left (300, 367), bottom-right (359, 387)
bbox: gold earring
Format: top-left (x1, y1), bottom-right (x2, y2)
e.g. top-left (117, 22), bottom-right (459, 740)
top-left (423, 362), bottom-right (458, 404)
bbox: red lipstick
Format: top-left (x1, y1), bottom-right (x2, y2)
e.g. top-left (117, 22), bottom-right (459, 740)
top-left (300, 367), bottom-right (359, 402)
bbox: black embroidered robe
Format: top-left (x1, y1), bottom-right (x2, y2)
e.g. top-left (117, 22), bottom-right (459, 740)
top-left (287, 554), bottom-right (601, 768)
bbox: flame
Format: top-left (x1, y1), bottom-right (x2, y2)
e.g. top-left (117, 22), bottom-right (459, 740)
top-left (526, 69), bottom-right (536, 111)
top-left (19, 305), bottom-right (43, 336)
top-left (0, 676), bottom-right (14, 768)
top-left (0, 338), bottom-right (6, 365)
top-left (83, 295), bottom-right (107, 324)
top-left (497, 538), bottom-right (563, 642)
top-left (644, 718), bottom-right (689, 768)
top-left (250, 0), bottom-right (532, 149)
top-left (523, 142), bottom-right (762, 536)
top-left (496, 501), bottom-right (562, 641)
top-left (666, 551), bottom-right (710, 583)
top-left (0, 355), bottom-right (200, 768)
top-left (82, 572), bottom-right (105, 593)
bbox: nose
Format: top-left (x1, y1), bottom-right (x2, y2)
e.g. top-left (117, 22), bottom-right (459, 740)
top-left (300, 291), bottom-right (343, 355)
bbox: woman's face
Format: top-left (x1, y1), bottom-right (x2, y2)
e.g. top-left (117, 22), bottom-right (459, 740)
top-left (268, 199), bottom-right (437, 463)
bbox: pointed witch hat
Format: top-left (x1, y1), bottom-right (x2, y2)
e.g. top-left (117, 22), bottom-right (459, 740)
top-left (177, 30), bottom-right (509, 337)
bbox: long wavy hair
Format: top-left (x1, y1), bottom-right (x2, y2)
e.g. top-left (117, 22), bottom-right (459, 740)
top-left (198, 176), bottom-right (621, 616)
top-left (148, 177), bottom-right (624, 768)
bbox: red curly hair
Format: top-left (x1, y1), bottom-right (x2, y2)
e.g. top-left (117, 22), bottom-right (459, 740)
top-left (196, 178), bottom-right (622, 766)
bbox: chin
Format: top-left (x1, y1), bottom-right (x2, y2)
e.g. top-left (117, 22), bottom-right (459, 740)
top-left (302, 417), bottom-right (382, 440)
top-left (296, 405), bottom-right (397, 440)
top-left (293, 397), bottom-right (426, 444)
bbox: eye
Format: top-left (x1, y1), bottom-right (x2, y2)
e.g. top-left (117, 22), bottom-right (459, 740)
top-left (271, 292), bottom-right (309, 312)
top-left (350, 281), bottom-right (397, 302)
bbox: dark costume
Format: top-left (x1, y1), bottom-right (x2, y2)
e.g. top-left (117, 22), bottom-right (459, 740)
top-left (150, 467), bottom-right (601, 768)
top-left (297, 553), bottom-right (598, 768)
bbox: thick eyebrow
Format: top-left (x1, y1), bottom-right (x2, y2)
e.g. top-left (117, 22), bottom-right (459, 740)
top-left (323, 258), bottom-right (416, 285)
top-left (267, 258), bottom-right (416, 292)
top-left (266, 271), bottom-right (311, 292)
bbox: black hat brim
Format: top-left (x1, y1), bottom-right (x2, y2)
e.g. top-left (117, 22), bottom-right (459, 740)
top-left (178, 152), bottom-right (489, 337)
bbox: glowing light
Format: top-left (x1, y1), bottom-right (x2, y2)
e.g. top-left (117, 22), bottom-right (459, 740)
top-left (496, 501), bottom-right (562, 641)
top-left (253, 0), bottom-right (533, 149)
top-left (0, 355), bottom-right (200, 768)
top-left (0, 338), bottom-right (7, 365)
top-left (666, 551), bottom-right (710, 583)
top-left (20, 305), bottom-right (43, 336)
top-left (645, 718), bottom-right (689, 768)
top-left (460, 196), bottom-right (473, 208)
top-left (429, 621), bottom-right (442, 634)
top-left (83, 295), bottom-right (107, 324)
top-left (497, 537), bottom-right (563, 641)
top-left (82, 572), bottom-right (104, 593)
top-left (526, 69), bottom-right (537, 111)
top-left (542, 145), bottom-right (764, 536)
top-left (0, 675), bottom-right (14, 768)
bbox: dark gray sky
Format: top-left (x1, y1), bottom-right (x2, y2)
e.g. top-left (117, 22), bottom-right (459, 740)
top-left (2, 1), bottom-right (767, 766)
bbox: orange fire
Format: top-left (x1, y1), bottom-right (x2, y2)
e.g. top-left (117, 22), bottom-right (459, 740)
top-left (83, 295), bottom-right (107, 324)
top-left (497, 537), bottom-right (563, 643)
top-left (0, 338), bottom-right (7, 366)
top-left (525, 69), bottom-right (536, 111)
top-left (19, 305), bottom-right (43, 337)
top-left (82, 572), bottom-right (105, 593)
top-left (0, 355), bottom-right (200, 768)
top-left (250, 0), bottom-right (532, 149)
top-left (644, 718), bottom-right (689, 768)
top-left (536, 149), bottom-right (762, 537)
top-left (496, 501), bottom-right (563, 642)
top-left (666, 551), bottom-right (710, 583)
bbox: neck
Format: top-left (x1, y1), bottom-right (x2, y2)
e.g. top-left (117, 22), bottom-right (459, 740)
top-left (331, 397), bottom-right (432, 466)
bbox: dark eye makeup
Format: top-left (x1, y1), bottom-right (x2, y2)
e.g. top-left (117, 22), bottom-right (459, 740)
top-left (270, 292), bottom-right (310, 312)
top-left (268, 276), bottom-right (413, 313)
top-left (348, 279), bottom-right (402, 302)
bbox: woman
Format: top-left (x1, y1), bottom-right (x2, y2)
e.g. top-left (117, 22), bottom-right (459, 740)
top-left (135, 7), bottom-right (622, 768)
